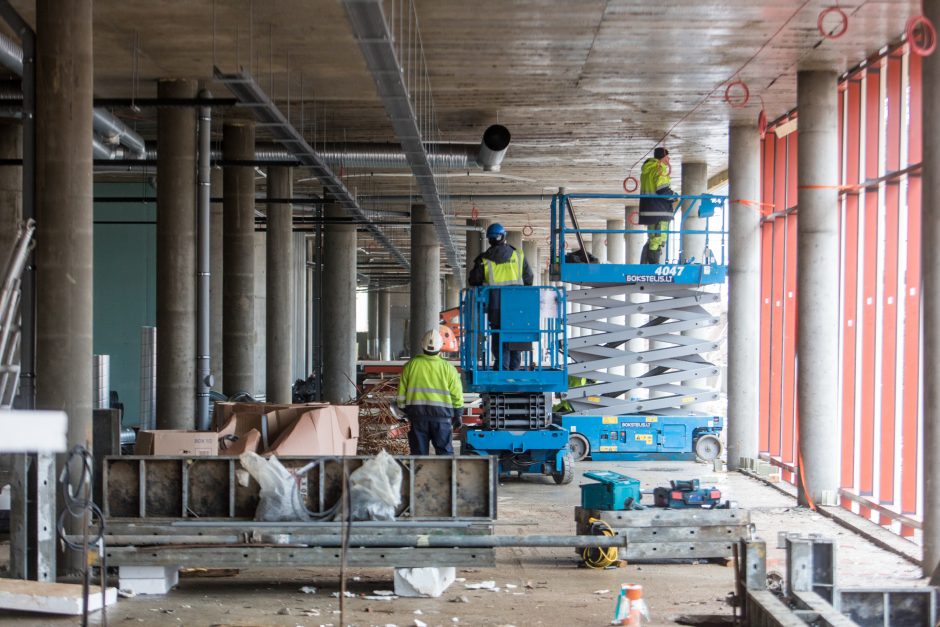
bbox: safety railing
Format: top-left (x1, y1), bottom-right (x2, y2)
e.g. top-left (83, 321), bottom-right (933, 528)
top-left (459, 285), bottom-right (567, 392)
top-left (549, 192), bottom-right (729, 278)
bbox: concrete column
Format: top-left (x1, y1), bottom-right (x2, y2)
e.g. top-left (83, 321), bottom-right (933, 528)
top-left (379, 289), bottom-right (392, 360)
top-left (156, 79), bottom-right (197, 428)
top-left (727, 124), bottom-right (761, 470)
top-left (210, 169), bottom-right (223, 391)
top-left (607, 219), bottom-right (626, 379)
top-left (265, 167), bottom-right (293, 403)
top-left (465, 219), bottom-right (483, 277)
top-left (921, 0), bottom-right (940, 577)
top-left (410, 205), bottom-right (441, 355)
top-left (322, 202), bottom-right (357, 402)
top-left (680, 162), bottom-right (708, 263)
top-left (444, 275), bottom-right (461, 309)
top-left (591, 233), bottom-right (607, 263)
top-left (0, 121), bottom-right (21, 260)
top-left (368, 290), bottom-right (380, 357)
top-left (796, 70), bottom-right (840, 507)
top-left (624, 208), bottom-right (648, 397)
top-left (36, 0), bottom-right (93, 464)
top-left (222, 121), bottom-right (256, 396)
top-left (522, 240), bottom-right (539, 280)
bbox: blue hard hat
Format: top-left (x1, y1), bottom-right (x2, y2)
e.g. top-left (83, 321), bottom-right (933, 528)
top-left (486, 223), bottom-right (506, 239)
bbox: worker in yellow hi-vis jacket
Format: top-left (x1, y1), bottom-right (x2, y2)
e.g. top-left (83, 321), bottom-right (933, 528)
top-left (638, 147), bottom-right (678, 264)
top-left (397, 329), bottom-right (464, 455)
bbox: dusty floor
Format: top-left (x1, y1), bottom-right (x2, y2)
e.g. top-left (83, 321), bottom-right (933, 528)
top-left (0, 459), bottom-right (926, 627)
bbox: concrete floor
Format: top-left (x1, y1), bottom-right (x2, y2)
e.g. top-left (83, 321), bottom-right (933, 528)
top-left (0, 459), bottom-right (926, 626)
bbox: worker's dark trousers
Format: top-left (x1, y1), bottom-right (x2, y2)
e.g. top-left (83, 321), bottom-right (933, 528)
top-left (407, 417), bottom-right (454, 455)
top-left (488, 308), bottom-right (522, 370)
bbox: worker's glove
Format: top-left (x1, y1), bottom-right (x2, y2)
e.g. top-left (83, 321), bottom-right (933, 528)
top-left (451, 408), bottom-right (463, 430)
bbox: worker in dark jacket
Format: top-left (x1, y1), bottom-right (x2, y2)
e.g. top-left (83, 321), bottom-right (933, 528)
top-left (467, 223), bottom-right (534, 370)
top-left (397, 328), bottom-right (464, 455)
top-left (638, 147), bottom-right (678, 264)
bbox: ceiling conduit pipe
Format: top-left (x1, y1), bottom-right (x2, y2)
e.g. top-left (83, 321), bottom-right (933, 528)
top-left (476, 124), bottom-right (511, 172)
top-left (0, 30), bottom-right (147, 158)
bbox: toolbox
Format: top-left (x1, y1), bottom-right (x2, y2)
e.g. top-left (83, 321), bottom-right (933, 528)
top-left (580, 470), bottom-right (642, 510)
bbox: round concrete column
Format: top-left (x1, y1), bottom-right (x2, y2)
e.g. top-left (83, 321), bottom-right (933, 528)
top-left (727, 124), bottom-right (761, 470)
top-left (591, 233), bottom-right (607, 263)
top-left (0, 121), bottom-right (21, 259)
top-left (379, 289), bottom-right (392, 360)
top-left (922, 0), bottom-right (940, 577)
top-left (368, 290), bottom-right (380, 358)
top-left (322, 202), bottom-right (357, 402)
top-left (443, 275), bottom-right (459, 309)
top-left (465, 219), bottom-right (483, 276)
top-left (305, 236), bottom-right (315, 374)
top-left (156, 78), bottom-right (197, 428)
top-left (523, 239), bottom-right (539, 280)
top-left (410, 205), bottom-right (441, 355)
top-left (36, 0), bottom-right (94, 458)
top-left (222, 121), bottom-right (256, 397)
top-left (265, 166), bottom-right (293, 403)
top-left (624, 207), bottom-right (648, 397)
top-left (210, 168), bottom-right (223, 391)
top-left (680, 162), bottom-right (708, 263)
top-left (796, 69), bottom-right (840, 507)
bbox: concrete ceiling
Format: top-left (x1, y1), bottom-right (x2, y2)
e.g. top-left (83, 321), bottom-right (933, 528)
top-left (4, 0), bottom-right (920, 277)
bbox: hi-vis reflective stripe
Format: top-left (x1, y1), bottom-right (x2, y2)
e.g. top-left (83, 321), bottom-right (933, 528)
top-left (407, 387), bottom-right (451, 396)
top-left (407, 399), bottom-right (454, 408)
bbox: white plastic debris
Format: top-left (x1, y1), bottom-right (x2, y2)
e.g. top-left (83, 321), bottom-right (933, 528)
top-left (363, 595), bottom-right (398, 601)
top-left (299, 586), bottom-right (317, 594)
top-left (330, 591), bottom-right (357, 598)
top-left (594, 589), bottom-right (610, 595)
top-left (505, 584), bottom-right (518, 589)
top-left (372, 590), bottom-right (396, 596)
top-left (464, 580), bottom-right (497, 590)
top-left (414, 621), bottom-right (428, 627)
top-left (394, 567), bottom-right (457, 598)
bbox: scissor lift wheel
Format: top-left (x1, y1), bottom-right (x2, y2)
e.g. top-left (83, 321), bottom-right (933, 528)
top-left (552, 452), bottom-right (574, 485)
top-left (567, 433), bottom-right (590, 462)
top-left (694, 434), bottom-right (722, 461)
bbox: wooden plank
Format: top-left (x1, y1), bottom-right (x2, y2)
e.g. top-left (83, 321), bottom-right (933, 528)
top-left (0, 579), bottom-right (117, 616)
top-left (104, 546), bottom-right (496, 568)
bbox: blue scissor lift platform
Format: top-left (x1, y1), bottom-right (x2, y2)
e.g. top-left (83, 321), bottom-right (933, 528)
top-left (459, 285), bottom-right (574, 483)
top-left (549, 191), bottom-right (728, 463)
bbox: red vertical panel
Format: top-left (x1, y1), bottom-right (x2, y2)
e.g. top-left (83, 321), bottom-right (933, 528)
top-left (878, 55), bottom-right (903, 522)
top-left (900, 50), bottom-right (922, 535)
top-left (759, 137), bottom-right (777, 452)
top-left (786, 133), bottom-right (798, 210)
top-left (769, 216), bottom-right (787, 457)
top-left (774, 135), bottom-right (788, 213)
top-left (840, 79), bottom-right (863, 505)
top-left (858, 65), bottom-right (882, 515)
top-left (781, 213), bottom-right (799, 465)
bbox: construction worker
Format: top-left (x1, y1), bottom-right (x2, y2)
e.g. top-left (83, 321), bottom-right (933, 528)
top-left (552, 374), bottom-right (588, 414)
top-left (638, 147), bottom-right (678, 264)
top-left (397, 328), bottom-right (464, 455)
top-left (467, 222), bottom-right (534, 370)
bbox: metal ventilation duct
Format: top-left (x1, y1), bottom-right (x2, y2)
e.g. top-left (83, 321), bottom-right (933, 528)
top-left (0, 30), bottom-right (147, 158)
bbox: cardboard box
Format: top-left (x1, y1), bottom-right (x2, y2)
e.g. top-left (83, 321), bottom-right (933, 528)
top-left (212, 402), bottom-right (291, 430)
top-left (135, 430), bottom-right (218, 456)
top-left (342, 437), bottom-right (359, 456)
top-left (218, 428), bottom-right (262, 456)
top-left (265, 406), bottom-right (345, 456)
top-left (334, 405), bottom-right (360, 439)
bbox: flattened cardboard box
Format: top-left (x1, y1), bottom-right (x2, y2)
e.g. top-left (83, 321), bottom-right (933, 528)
top-left (135, 430), bottom-right (219, 456)
top-left (265, 406), bottom-right (345, 456)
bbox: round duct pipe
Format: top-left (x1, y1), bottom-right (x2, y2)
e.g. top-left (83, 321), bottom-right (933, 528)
top-left (477, 124), bottom-right (511, 172)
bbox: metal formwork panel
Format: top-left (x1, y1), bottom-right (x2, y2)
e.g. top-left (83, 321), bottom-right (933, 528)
top-left (103, 455), bottom-right (497, 521)
top-left (563, 281), bottom-right (721, 416)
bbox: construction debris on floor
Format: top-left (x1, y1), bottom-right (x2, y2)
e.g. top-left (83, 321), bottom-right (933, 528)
top-left (356, 376), bottom-right (411, 455)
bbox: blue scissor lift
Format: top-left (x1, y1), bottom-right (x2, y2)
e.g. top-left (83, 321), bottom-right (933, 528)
top-left (459, 284), bottom-right (574, 483)
top-left (550, 190), bottom-right (728, 462)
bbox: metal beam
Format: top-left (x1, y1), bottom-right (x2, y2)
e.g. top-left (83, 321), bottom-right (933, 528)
top-left (342, 0), bottom-right (462, 280)
top-left (213, 68), bottom-right (409, 269)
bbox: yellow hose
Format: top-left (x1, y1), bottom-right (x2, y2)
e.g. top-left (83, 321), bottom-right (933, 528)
top-left (581, 517), bottom-right (620, 569)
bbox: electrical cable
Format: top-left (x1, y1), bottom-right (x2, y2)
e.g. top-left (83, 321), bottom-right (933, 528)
top-left (581, 517), bottom-right (620, 568)
top-left (57, 445), bottom-right (107, 627)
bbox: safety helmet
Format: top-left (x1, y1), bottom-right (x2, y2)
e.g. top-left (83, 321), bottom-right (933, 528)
top-left (421, 328), bottom-right (444, 354)
top-left (486, 222), bottom-right (506, 244)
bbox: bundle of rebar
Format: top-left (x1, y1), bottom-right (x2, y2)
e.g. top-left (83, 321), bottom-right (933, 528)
top-left (356, 377), bottom-right (410, 455)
